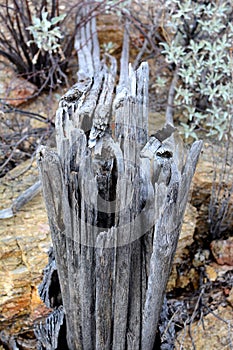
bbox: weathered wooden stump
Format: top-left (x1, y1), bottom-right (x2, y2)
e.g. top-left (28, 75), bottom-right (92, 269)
top-left (36, 7), bottom-right (202, 350)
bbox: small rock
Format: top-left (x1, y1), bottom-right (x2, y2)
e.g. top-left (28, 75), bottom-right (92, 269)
top-left (227, 287), bottom-right (233, 306)
top-left (210, 237), bottom-right (233, 266)
top-left (207, 262), bottom-right (233, 278)
top-left (4, 77), bottom-right (37, 107)
top-left (193, 249), bottom-right (210, 267)
top-left (205, 265), bottom-right (218, 281)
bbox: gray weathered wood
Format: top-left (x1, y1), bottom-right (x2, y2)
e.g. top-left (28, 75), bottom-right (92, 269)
top-left (141, 141), bottom-right (202, 350)
top-left (95, 229), bottom-right (115, 349)
top-left (0, 180), bottom-right (41, 219)
top-left (38, 247), bottom-right (62, 309)
top-left (35, 306), bottom-right (66, 350)
top-left (37, 6), bottom-right (202, 350)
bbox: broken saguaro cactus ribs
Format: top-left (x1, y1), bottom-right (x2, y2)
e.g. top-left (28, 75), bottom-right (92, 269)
top-left (36, 5), bottom-right (202, 350)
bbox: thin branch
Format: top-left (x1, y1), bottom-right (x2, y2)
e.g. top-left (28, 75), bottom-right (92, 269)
top-left (1, 101), bottom-right (55, 126)
top-left (166, 68), bottom-right (179, 125)
top-left (0, 134), bottom-right (28, 171)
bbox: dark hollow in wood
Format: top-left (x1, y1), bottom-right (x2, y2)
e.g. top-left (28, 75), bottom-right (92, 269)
top-left (36, 5), bottom-right (202, 350)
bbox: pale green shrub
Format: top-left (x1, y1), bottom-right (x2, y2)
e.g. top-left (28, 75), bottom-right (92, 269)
top-left (161, 0), bottom-right (233, 140)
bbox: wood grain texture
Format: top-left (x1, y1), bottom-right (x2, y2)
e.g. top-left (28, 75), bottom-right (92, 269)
top-left (37, 6), bottom-right (202, 350)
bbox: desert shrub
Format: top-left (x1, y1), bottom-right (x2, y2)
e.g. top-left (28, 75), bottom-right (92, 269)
top-left (160, 0), bottom-right (233, 140)
top-left (157, 0), bottom-right (233, 238)
top-left (0, 0), bottom-right (74, 92)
